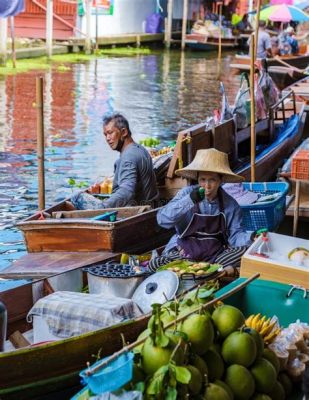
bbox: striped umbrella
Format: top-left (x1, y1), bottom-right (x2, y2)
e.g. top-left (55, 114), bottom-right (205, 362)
top-left (259, 4), bottom-right (309, 21)
top-left (294, 0), bottom-right (309, 10)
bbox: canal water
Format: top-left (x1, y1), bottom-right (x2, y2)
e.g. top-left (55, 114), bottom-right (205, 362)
top-left (0, 50), bottom-right (240, 288)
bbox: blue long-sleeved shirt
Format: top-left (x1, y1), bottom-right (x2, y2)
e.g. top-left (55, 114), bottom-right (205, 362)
top-left (157, 185), bottom-right (252, 253)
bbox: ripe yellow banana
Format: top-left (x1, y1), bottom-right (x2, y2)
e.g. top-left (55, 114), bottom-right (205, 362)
top-left (245, 314), bottom-right (255, 327)
top-left (264, 328), bottom-right (281, 344)
top-left (251, 313), bottom-right (262, 330)
top-left (260, 317), bottom-right (271, 331)
top-left (260, 320), bottom-right (277, 337)
top-left (256, 315), bottom-right (266, 331)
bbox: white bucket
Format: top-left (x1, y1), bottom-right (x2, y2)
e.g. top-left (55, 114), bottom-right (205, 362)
top-left (47, 269), bottom-right (83, 292)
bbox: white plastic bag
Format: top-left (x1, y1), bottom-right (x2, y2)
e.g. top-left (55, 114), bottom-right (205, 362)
top-left (232, 74), bottom-right (250, 129)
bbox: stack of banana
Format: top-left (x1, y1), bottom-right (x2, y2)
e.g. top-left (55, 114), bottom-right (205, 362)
top-left (245, 313), bottom-right (281, 344)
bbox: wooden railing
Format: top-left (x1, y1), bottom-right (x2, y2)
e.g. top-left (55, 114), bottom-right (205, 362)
top-left (269, 90), bottom-right (296, 140)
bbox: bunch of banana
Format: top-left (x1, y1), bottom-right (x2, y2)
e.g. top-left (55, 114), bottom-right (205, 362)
top-left (158, 146), bottom-right (174, 155)
top-left (245, 313), bottom-right (281, 344)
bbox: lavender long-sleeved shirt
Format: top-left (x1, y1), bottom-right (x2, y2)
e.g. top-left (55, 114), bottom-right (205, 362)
top-left (157, 185), bottom-right (252, 253)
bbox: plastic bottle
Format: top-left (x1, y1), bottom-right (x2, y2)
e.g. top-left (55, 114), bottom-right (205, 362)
top-left (255, 232), bottom-right (270, 258)
top-left (106, 178), bottom-right (113, 194)
top-left (100, 179), bottom-right (108, 194)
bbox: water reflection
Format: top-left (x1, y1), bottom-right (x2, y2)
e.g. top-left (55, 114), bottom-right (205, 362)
top-left (0, 50), bottom-right (239, 271)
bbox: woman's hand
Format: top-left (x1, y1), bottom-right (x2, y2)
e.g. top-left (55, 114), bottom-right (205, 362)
top-left (190, 187), bottom-right (205, 203)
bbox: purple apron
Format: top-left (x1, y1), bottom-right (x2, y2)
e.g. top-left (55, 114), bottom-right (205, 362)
top-left (177, 190), bottom-right (228, 262)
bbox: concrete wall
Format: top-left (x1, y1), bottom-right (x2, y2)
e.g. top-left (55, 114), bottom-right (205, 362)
top-left (82, 0), bottom-right (158, 35)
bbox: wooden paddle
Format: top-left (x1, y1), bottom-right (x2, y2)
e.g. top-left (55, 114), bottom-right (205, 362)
top-left (274, 55), bottom-right (308, 74)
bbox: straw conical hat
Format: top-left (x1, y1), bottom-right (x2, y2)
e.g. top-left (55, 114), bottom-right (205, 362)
top-left (175, 148), bottom-right (244, 183)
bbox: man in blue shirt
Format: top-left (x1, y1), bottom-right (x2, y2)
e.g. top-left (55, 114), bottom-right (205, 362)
top-left (155, 148), bottom-right (253, 269)
top-left (248, 21), bottom-right (272, 59)
top-left (285, 26), bottom-right (299, 55)
top-left (71, 113), bottom-right (159, 209)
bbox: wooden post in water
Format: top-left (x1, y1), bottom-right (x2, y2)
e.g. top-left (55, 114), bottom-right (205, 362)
top-left (250, 34), bottom-right (256, 183)
top-left (10, 17), bottom-right (16, 69)
top-left (36, 77), bottom-right (45, 210)
top-left (85, 0), bottom-right (92, 54)
top-left (254, 0), bottom-right (261, 57)
top-left (217, 2), bottom-right (222, 77)
top-left (95, 1), bottom-right (99, 52)
top-left (46, 0), bottom-right (53, 58)
top-left (181, 0), bottom-right (188, 51)
top-left (0, 18), bottom-right (7, 66)
top-left (165, 0), bottom-right (173, 49)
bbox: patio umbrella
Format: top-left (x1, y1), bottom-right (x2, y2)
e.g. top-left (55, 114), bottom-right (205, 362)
top-left (259, 4), bottom-right (309, 21)
top-left (294, 0), bottom-right (309, 10)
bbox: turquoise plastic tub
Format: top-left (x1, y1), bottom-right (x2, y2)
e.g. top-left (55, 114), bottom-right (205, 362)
top-left (216, 278), bottom-right (309, 400)
top-left (215, 278), bottom-right (309, 327)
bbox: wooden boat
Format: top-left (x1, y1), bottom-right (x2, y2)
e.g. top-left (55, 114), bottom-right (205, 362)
top-left (185, 33), bottom-right (238, 51)
top-left (268, 66), bottom-right (307, 91)
top-left (0, 255), bottom-right (231, 400)
top-left (162, 90), bottom-right (307, 195)
top-left (0, 275), bottom-right (149, 400)
top-left (16, 90), bottom-right (307, 255)
top-left (16, 205), bottom-right (173, 254)
top-left (230, 53), bottom-right (309, 74)
top-left (283, 76), bottom-right (309, 104)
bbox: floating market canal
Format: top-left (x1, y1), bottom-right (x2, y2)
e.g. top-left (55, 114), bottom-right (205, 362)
top-left (0, 50), bottom-right (240, 282)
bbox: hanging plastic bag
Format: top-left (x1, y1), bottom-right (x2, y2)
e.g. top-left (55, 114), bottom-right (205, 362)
top-left (254, 75), bottom-right (267, 121)
top-left (258, 67), bottom-right (280, 109)
top-left (219, 82), bottom-right (233, 123)
top-left (232, 73), bottom-right (251, 129)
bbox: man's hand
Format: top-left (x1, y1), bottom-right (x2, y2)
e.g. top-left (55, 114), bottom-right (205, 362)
top-left (87, 183), bottom-right (100, 194)
top-left (190, 187), bottom-right (205, 204)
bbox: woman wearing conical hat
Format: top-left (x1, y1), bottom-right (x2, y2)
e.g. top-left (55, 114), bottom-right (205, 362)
top-left (156, 149), bottom-right (253, 269)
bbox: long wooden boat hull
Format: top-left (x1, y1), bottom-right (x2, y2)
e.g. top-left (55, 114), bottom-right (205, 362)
top-left (236, 113), bottom-right (306, 181)
top-left (17, 206), bottom-right (173, 253)
top-left (0, 316), bottom-right (148, 400)
top-left (165, 95), bottom-right (306, 188)
top-left (0, 264), bottom-right (227, 399)
top-left (185, 33), bottom-right (238, 51)
top-left (230, 54), bottom-right (309, 73)
top-left (268, 66), bottom-right (307, 91)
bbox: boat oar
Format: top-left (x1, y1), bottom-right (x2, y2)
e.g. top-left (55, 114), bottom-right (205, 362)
top-left (274, 55), bottom-right (308, 74)
top-left (85, 272), bottom-right (260, 376)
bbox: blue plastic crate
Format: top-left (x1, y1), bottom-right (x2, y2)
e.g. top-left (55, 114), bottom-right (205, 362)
top-left (241, 182), bottom-right (289, 232)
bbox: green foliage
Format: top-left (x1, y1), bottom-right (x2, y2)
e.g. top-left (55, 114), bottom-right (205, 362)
top-left (146, 362), bottom-right (191, 399)
top-left (67, 178), bottom-right (89, 189)
top-left (99, 46), bottom-right (152, 56)
top-left (139, 137), bottom-right (161, 148)
top-left (149, 304), bottom-right (170, 348)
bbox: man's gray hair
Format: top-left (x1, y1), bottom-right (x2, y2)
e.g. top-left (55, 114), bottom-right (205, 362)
top-left (102, 113), bottom-right (132, 136)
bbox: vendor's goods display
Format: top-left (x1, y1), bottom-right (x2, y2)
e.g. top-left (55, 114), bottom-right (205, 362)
top-left (80, 282), bottom-right (308, 399)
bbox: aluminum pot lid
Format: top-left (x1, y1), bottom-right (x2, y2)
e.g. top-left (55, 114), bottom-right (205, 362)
top-left (132, 271), bottom-right (179, 314)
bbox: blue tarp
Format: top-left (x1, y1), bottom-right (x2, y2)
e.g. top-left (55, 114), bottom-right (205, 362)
top-left (0, 0), bottom-right (24, 18)
top-left (235, 114), bottom-right (300, 174)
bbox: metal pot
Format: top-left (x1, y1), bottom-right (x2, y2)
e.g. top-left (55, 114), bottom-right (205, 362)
top-left (85, 262), bottom-right (148, 298)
